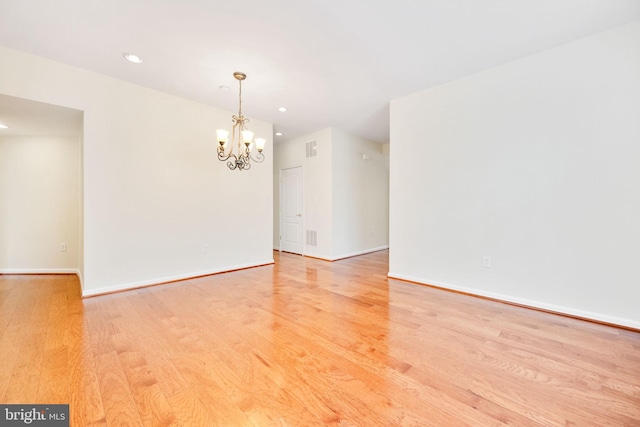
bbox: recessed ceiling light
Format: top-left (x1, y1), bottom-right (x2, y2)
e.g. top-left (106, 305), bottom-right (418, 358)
top-left (278, 107), bottom-right (287, 112)
top-left (275, 132), bottom-right (283, 136)
top-left (0, 124), bottom-right (8, 129)
top-left (123, 53), bottom-right (143, 64)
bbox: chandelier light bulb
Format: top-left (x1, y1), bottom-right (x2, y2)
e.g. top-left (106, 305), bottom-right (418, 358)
top-left (216, 129), bottom-right (229, 144)
top-left (241, 130), bottom-right (254, 145)
top-left (254, 138), bottom-right (266, 152)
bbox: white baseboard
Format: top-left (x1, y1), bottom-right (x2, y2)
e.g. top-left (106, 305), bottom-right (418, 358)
top-left (275, 246), bottom-right (389, 261)
top-left (82, 259), bottom-right (275, 298)
top-left (309, 246), bottom-right (389, 262)
top-left (0, 268), bottom-right (79, 275)
top-left (328, 246), bottom-right (389, 261)
top-left (388, 272), bottom-right (640, 331)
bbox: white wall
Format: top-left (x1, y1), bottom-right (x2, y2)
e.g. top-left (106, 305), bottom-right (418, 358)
top-left (332, 128), bottom-right (389, 258)
top-left (389, 21), bottom-right (640, 328)
top-left (0, 136), bottom-right (80, 272)
top-left (0, 46), bottom-right (273, 296)
top-left (274, 127), bottom-right (389, 260)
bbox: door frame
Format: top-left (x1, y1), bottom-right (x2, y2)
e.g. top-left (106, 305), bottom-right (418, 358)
top-left (278, 166), bottom-right (304, 255)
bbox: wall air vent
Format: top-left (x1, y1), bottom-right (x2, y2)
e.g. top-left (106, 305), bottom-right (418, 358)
top-left (306, 230), bottom-right (318, 247)
top-left (306, 140), bottom-right (317, 158)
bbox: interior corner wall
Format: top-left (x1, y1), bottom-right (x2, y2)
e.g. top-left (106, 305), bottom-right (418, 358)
top-left (389, 20), bottom-right (640, 329)
top-left (273, 128), bottom-right (333, 258)
top-left (0, 136), bottom-right (80, 272)
top-left (77, 129), bottom-right (85, 289)
top-left (0, 46), bottom-right (273, 296)
top-left (331, 128), bottom-right (389, 259)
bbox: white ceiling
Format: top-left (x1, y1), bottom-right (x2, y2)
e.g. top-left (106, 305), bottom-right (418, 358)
top-left (0, 1), bottom-right (639, 143)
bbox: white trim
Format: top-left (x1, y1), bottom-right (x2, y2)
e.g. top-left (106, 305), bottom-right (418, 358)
top-left (387, 272), bottom-right (640, 331)
top-left (279, 167), bottom-right (285, 253)
top-left (0, 268), bottom-right (80, 275)
top-left (302, 253), bottom-right (333, 261)
top-left (77, 270), bottom-right (84, 291)
top-left (329, 246), bottom-right (389, 261)
top-left (307, 246), bottom-right (389, 262)
top-left (82, 259), bottom-right (274, 298)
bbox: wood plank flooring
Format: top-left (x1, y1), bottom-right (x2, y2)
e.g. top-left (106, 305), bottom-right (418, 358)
top-left (1, 250), bottom-right (639, 426)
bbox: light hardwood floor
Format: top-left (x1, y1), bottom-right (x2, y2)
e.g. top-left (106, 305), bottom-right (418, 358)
top-left (1, 250), bottom-right (639, 426)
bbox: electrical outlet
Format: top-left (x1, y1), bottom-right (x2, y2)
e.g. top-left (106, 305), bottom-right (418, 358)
top-left (60, 243), bottom-right (67, 252)
top-left (482, 256), bottom-right (491, 268)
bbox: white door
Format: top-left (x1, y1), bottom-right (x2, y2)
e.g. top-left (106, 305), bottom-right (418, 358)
top-left (280, 167), bottom-right (303, 254)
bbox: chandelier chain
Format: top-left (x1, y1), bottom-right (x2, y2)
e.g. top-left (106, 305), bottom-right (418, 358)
top-left (238, 78), bottom-right (242, 118)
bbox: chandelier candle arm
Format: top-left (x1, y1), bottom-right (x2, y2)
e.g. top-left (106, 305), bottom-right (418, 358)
top-left (215, 71), bottom-right (265, 171)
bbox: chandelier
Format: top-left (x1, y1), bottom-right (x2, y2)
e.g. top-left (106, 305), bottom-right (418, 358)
top-left (216, 71), bottom-right (265, 171)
